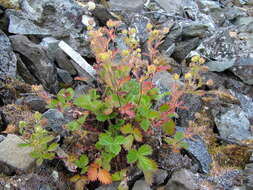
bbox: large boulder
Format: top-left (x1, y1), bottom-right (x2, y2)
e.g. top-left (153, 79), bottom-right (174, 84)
top-left (0, 29), bottom-right (16, 77)
top-left (10, 35), bottom-right (59, 93)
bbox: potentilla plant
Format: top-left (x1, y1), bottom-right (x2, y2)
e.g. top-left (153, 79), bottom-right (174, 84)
top-left (20, 20), bottom-right (208, 189)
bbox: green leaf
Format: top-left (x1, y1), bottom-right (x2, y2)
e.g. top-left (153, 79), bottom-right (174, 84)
top-left (148, 110), bottom-right (159, 119)
top-left (108, 144), bottom-right (121, 155)
top-left (42, 152), bottom-right (55, 160)
top-left (114, 136), bottom-right (126, 144)
top-left (127, 149), bottom-right (138, 163)
top-left (133, 128), bottom-right (143, 142)
top-left (123, 135), bottom-right (134, 150)
top-left (77, 116), bottom-right (87, 124)
top-left (162, 120), bottom-right (175, 136)
top-left (159, 104), bottom-right (170, 112)
top-left (138, 156), bottom-right (157, 171)
top-left (180, 141), bottom-right (189, 149)
top-left (40, 136), bottom-right (54, 144)
top-left (140, 119), bottom-right (150, 131)
top-left (174, 132), bottom-right (184, 141)
top-left (81, 167), bottom-right (88, 174)
top-left (138, 145), bottom-right (152, 156)
top-left (75, 154), bottom-right (89, 169)
top-left (34, 112), bottom-right (42, 121)
top-left (36, 158), bottom-right (43, 166)
top-left (96, 114), bottom-right (108, 121)
top-left (19, 143), bottom-right (30, 147)
top-left (74, 95), bottom-right (90, 108)
top-left (30, 151), bottom-right (41, 158)
top-left (99, 134), bottom-right (114, 146)
top-left (67, 121), bottom-right (80, 131)
top-left (164, 137), bottom-right (175, 145)
top-left (47, 143), bottom-right (59, 151)
top-left (120, 123), bottom-right (133, 134)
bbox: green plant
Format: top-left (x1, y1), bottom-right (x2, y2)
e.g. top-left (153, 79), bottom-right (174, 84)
top-left (19, 112), bottom-right (58, 165)
top-left (19, 20), bottom-right (209, 189)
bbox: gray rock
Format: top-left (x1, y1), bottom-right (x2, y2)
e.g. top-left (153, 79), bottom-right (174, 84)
top-left (0, 29), bottom-right (17, 77)
top-left (176, 127), bottom-right (212, 174)
top-left (38, 185), bottom-right (53, 190)
top-left (230, 91), bottom-right (253, 119)
top-left (244, 160), bottom-right (253, 190)
top-left (57, 68), bottom-right (73, 86)
top-left (16, 54), bottom-right (39, 85)
top-left (189, 27), bottom-right (253, 75)
top-left (95, 182), bottom-right (119, 190)
top-left (155, 0), bottom-right (184, 15)
top-left (165, 169), bottom-right (199, 190)
top-left (132, 180), bottom-right (152, 190)
top-left (110, 0), bottom-right (144, 11)
top-left (153, 169), bottom-right (168, 186)
top-left (16, 95), bottom-right (47, 113)
top-left (177, 94), bottom-right (203, 128)
top-left (0, 134), bottom-right (35, 174)
top-left (43, 109), bottom-right (68, 135)
top-left (212, 105), bottom-right (253, 141)
top-left (55, 49), bottom-right (77, 75)
top-left (181, 22), bottom-right (209, 38)
top-left (172, 38), bottom-right (200, 62)
top-left (130, 14), bottom-right (150, 44)
top-left (8, 14), bottom-right (50, 35)
top-left (230, 57), bottom-right (253, 85)
top-left (10, 35), bottom-right (59, 93)
top-left (0, 135), bottom-right (5, 143)
top-left (206, 60), bottom-right (234, 72)
top-left (7, 0), bottom-right (86, 37)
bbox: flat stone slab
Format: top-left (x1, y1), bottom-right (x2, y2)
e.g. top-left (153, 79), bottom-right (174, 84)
top-left (0, 134), bottom-right (35, 174)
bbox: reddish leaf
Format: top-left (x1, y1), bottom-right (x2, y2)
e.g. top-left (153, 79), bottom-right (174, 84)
top-left (87, 163), bottom-right (99, 182)
top-left (141, 81), bottom-right (153, 94)
top-left (119, 76), bottom-right (131, 87)
top-left (98, 169), bottom-right (112, 184)
top-left (119, 103), bottom-right (135, 118)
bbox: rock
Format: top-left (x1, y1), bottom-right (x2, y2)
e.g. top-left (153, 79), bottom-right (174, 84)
top-left (172, 37), bottom-right (200, 62)
top-left (132, 180), bottom-right (152, 190)
top-left (92, 4), bottom-right (117, 24)
top-left (130, 14), bottom-right (150, 44)
top-left (55, 49), bottom-right (77, 75)
top-left (230, 91), bottom-right (253, 120)
top-left (16, 54), bottom-right (39, 85)
top-left (157, 148), bottom-right (196, 173)
top-left (230, 57), bottom-right (253, 85)
top-left (155, 0), bottom-right (184, 15)
top-left (10, 35), bottom-right (59, 93)
top-left (0, 134), bottom-right (35, 174)
top-left (57, 68), bottom-right (73, 86)
top-left (0, 29), bottom-right (17, 77)
top-left (153, 169), bottom-right (168, 186)
top-left (165, 169), bottom-right (199, 190)
top-left (43, 109), bottom-right (68, 135)
top-left (0, 0), bottom-right (20, 9)
top-left (244, 160), bottom-right (253, 190)
top-left (176, 126), bottom-right (212, 174)
top-left (212, 105), bottom-right (253, 141)
top-left (0, 135), bottom-right (5, 143)
top-left (177, 94), bottom-right (203, 128)
top-left (189, 27), bottom-right (253, 76)
top-left (16, 95), bottom-right (47, 113)
top-left (110, 0), bottom-right (144, 11)
top-left (181, 22), bottom-right (209, 38)
top-left (7, 0), bottom-right (86, 37)
top-left (8, 14), bottom-right (50, 35)
top-left (39, 185), bottom-right (53, 190)
top-left (95, 182), bottom-right (119, 190)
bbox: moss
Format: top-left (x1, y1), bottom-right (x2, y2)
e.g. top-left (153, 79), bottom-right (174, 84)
top-left (0, 0), bottom-right (20, 9)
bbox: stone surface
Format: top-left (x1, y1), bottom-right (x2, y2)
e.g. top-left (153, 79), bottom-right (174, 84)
top-left (165, 169), bottom-right (199, 190)
top-left (57, 68), bottom-right (73, 86)
top-left (10, 35), bottom-right (59, 93)
top-left (16, 95), bottom-right (47, 113)
top-left (0, 134), bottom-right (35, 174)
top-left (43, 109), bottom-right (68, 135)
top-left (212, 105), bottom-right (253, 141)
top-left (0, 29), bottom-right (17, 77)
top-left (153, 169), bottom-right (168, 186)
top-left (132, 180), bottom-right (152, 190)
top-left (95, 182), bottom-right (119, 190)
top-left (110, 0), bottom-right (144, 10)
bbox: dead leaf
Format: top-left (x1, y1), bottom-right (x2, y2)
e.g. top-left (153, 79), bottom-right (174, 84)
top-left (2, 124), bottom-right (17, 134)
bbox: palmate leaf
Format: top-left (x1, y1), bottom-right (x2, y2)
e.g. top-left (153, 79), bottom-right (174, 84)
top-left (123, 135), bottom-right (134, 150)
top-left (162, 119), bottom-right (175, 136)
top-left (140, 119), bottom-right (150, 131)
top-left (98, 134), bottom-right (126, 155)
top-left (127, 149), bottom-right (138, 163)
top-left (138, 156), bottom-right (157, 171)
top-left (138, 145), bottom-right (152, 156)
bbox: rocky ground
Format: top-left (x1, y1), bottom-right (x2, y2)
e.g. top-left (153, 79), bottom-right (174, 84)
top-left (0, 0), bottom-right (253, 189)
